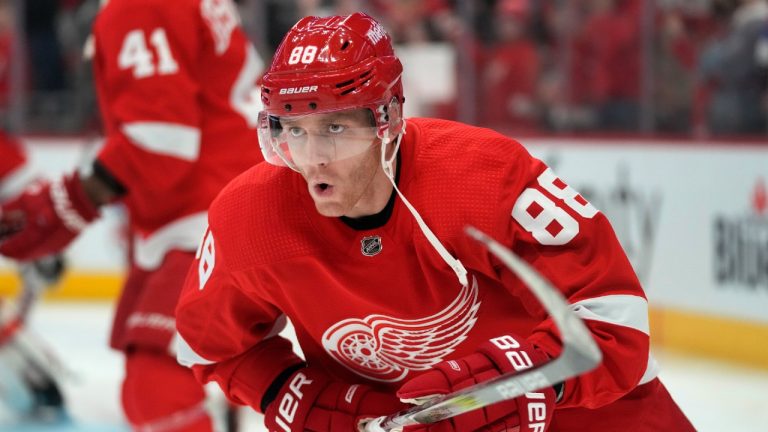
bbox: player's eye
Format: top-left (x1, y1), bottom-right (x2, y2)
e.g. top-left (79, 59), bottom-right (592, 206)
top-left (328, 123), bottom-right (345, 134)
top-left (288, 127), bottom-right (306, 138)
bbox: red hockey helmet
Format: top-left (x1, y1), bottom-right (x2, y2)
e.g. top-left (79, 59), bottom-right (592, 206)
top-left (258, 13), bottom-right (404, 168)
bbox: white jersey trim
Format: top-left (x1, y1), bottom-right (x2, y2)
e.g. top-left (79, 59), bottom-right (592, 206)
top-left (0, 163), bottom-right (33, 201)
top-left (229, 44), bottom-right (263, 128)
top-left (122, 122), bottom-right (201, 161)
top-left (175, 333), bottom-right (215, 367)
top-left (133, 212), bottom-right (208, 270)
top-left (639, 352), bottom-right (660, 385)
top-left (571, 295), bottom-right (659, 386)
top-left (570, 294), bottom-right (650, 335)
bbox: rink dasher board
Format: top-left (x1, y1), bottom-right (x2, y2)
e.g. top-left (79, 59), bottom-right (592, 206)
top-left (0, 137), bottom-right (767, 368)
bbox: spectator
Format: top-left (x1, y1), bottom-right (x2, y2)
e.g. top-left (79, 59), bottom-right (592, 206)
top-left (479, 0), bottom-right (541, 133)
top-left (653, 10), bottom-right (697, 133)
top-left (0, 0), bottom-right (15, 112)
top-left (23, 0), bottom-right (67, 93)
top-left (697, 0), bottom-right (768, 135)
top-left (372, 0), bottom-right (455, 43)
top-left (572, 0), bottom-right (643, 131)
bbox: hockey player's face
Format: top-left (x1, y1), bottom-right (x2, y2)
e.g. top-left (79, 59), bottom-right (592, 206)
top-left (278, 109), bottom-right (377, 166)
top-left (280, 109), bottom-right (386, 217)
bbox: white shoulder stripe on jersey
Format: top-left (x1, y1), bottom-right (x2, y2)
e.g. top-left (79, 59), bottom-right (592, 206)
top-left (570, 294), bottom-right (650, 335)
top-left (175, 332), bottom-right (215, 367)
top-left (133, 212), bottom-right (209, 271)
top-left (571, 295), bottom-right (659, 385)
top-left (639, 352), bottom-right (660, 385)
top-left (230, 44), bottom-right (264, 128)
top-left (122, 122), bottom-right (201, 161)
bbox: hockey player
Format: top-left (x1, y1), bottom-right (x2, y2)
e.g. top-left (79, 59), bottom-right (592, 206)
top-left (174, 12), bottom-right (695, 432)
top-left (0, 131), bottom-right (67, 422)
top-left (0, 0), bottom-right (263, 430)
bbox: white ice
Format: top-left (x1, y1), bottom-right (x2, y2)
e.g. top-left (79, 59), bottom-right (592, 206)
top-left (2, 302), bottom-right (767, 431)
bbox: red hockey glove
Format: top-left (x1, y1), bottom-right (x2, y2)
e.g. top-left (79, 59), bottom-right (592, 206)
top-left (396, 334), bottom-right (556, 432)
top-left (0, 173), bottom-right (99, 261)
top-left (263, 366), bottom-right (408, 432)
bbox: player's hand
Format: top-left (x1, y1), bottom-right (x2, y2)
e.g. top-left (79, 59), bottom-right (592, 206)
top-left (395, 334), bottom-right (556, 432)
top-left (0, 173), bottom-right (99, 261)
top-left (263, 366), bottom-right (408, 432)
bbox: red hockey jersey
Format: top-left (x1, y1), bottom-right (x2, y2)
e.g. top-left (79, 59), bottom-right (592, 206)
top-left (0, 132), bottom-right (25, 184)
top-left (176, 118), bottom-right (689, 429)
top-left (91, 0), bottom-right (263, 269)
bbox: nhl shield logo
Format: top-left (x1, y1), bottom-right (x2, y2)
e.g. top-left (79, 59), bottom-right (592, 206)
top-left (361, 236), bottom-right (383, 256)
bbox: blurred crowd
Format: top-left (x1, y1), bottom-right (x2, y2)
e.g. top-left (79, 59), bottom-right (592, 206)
top-left (1, 0), bottom-right (767, 137)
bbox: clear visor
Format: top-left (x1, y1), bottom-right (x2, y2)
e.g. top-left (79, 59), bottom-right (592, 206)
top-left (257, 108), bottom-right (380, 171)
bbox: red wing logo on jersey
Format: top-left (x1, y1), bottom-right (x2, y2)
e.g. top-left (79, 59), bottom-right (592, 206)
top-left (321, 277), bottom-right (480, 382)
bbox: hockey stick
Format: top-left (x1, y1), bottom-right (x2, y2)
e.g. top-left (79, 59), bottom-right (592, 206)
top-left (365, 226), bottom-right (603, 431)
top-left (0, 255), bottom-right (69, 416)
top-left (0, 255), bottom-right (65, 347)
top-left (0, 255), bottom-right (69, 391)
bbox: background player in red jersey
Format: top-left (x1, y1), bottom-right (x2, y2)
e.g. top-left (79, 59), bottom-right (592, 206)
top-left (0, 0), bottom-right (264, 430)
top-left (0, 130), bottom-right (68, 422)
top-left (174, 12), bottom-right (695, 432)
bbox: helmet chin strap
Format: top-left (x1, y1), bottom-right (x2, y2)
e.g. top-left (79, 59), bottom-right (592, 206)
top-left (380, 119), bottom-right (469, 287)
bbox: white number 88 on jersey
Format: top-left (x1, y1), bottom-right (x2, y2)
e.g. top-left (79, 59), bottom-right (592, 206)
top-left (512, 168), bottom-right (598, 246)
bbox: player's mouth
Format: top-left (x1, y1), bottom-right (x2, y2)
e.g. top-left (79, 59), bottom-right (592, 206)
top-left (312, 182), bottom-right (335, 197)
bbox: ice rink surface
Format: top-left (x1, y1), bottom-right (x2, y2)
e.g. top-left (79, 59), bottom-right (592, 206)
top-left (2, 302), bottom-right (767, 432)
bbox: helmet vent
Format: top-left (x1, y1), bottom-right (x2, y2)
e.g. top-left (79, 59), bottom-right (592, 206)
top-left (335, 79), bottom-right (355, 88)
top-left (339, 77), bottom-right (373, 96)
top-left (341, 40), bottom-right (351, 50)
top-left (336, 67), bottom-right (375, 96)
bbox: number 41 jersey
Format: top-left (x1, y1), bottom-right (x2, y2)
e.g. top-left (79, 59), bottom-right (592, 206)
top-left (91, 0), bottom-right (263, 269)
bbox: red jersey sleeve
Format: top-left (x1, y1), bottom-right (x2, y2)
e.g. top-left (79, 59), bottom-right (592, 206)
top-left (175, 221), bottom-right (304, 411)
top-left (496, 152), bottom-right (651, 410)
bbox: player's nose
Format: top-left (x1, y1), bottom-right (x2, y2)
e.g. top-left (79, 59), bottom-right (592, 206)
top-left (304, 133), bottom-right (334, 166)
